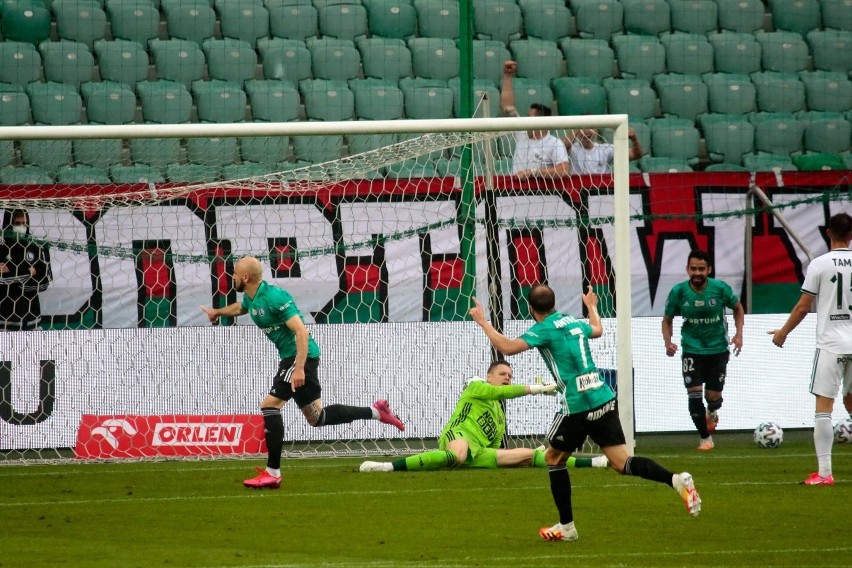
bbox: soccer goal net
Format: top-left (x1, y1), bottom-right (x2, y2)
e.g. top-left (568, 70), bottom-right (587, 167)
top-left (0, 113), bottom-right (634, 462)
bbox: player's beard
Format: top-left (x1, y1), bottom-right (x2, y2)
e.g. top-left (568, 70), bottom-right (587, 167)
top-left (234, 279), bottom-right (244, 292)
top-left (690, 275), bottom-right (706, 289)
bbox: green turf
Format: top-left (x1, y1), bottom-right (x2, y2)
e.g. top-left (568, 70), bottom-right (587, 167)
top-left (1, 431), bottom-right (850, 568)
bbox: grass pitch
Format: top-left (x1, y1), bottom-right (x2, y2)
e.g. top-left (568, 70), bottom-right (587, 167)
top-left (1, 430), bottom-right (850, 568)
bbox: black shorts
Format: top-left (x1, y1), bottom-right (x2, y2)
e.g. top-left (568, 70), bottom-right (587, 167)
top-left (545, 399), bottom-right (626, 452)
top-left (681, 351), bottom-right (729, 391)
top-left (269, 356), bottom-right (322, 408)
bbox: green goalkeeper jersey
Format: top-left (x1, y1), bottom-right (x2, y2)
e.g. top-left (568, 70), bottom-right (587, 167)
top-left (440, 380), bottom-right (527, 449)
top-left (664, 278), bottom-right (738, 355)
top-left (241, 281), bottom-right (321, 359)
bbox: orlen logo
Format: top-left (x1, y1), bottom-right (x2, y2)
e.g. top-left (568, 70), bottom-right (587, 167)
top-left (91, 419), bottom-right (139, 449)
top-left (152, 422), bottom-right (243, 446)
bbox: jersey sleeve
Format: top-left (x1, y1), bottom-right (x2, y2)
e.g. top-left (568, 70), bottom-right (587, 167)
top-left (663, 285), bottom-right (681, 317)
top-left (519, 321), bottom-right (549, 347)
top-left (721, 281), bottom-right (740, 309)
top-left (464, 380), bottom-right (528, 401)
top-left (604, 143), bottom-right (615, 164)
top-left (270, 288), bottom-right (301, 322)
top-left (801, 259), bottom-right (822, 295)
top-left (551, 137), bottom-right (569, 164)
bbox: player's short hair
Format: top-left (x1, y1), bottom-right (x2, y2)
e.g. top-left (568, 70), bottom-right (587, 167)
top-left (487, 359), bottom-right (511, 374)
top-left (528, 284), bottom-right (556, 314)
top-left (687, 249), bottom-right (711, 266)
top-left (530, 103), bottom-right (552, 117)
top-left (827, 212), bottom-right (852, 240)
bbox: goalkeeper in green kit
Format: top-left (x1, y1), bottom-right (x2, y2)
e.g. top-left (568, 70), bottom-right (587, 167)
top-left (359, 359), bottom-right (608, 472)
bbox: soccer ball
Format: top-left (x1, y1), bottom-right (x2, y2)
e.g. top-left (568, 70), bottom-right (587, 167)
top-left (834, 418), bottom-right (852, 444)
top-left (754, 422), bottom-right (783, 449)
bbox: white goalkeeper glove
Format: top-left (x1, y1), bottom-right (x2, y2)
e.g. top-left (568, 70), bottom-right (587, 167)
top-left (529, 382), bottom-right (558, 395)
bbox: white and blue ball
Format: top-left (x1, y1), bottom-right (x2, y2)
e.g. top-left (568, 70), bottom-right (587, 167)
top-left (754, 422), bottom-right (783, 449)
top-left (834, 418), bottom-right (852, 444)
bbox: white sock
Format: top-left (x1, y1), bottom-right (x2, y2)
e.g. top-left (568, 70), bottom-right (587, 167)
top-left (370, 407), bottom-right (380, 420)
top-left (814, 413), bottom-right (833, 477)
top-left (266, 467), bottom-right (281, 478)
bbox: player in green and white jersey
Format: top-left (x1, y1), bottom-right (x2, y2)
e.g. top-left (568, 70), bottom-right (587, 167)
top-left (470, 284), bottom-right (701, 542)
top-left (662, 250), bottom-right (744, 450)
top-left (201, 257), bottom-right (404, 490)
top-left (359, 359), bottom-right (608, 473)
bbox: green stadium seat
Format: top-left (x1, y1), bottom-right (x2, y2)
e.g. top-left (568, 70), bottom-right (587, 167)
top-left (0, 165), bottom-right (55, 185)
top-left (349, 78), bottom-right (404, 120)
top-left (346, 132), bottom-right (397, 156)
top-left (768, 0), bottom-right (822, 35)
top-left (109, 164), bottom-right (166, 183)
top-left (20, 139), bottom-right (73, 173)
top-left (259, 38), bottom-right (313, 82)
top-left (552, 76), bottom-right (607, 115)
top-left (704, 163), bottom-right (751, 172)
top-left (755, 32), bottom-right (810, 73)
top-left (509, 39), bottom-right (564, 82)
top-left (407, 37), bottom-right (460, 81)
top-left (716, 0), bottom-right (764, 33)
top-left (509, 78), bottom-right (555, 114)
top-left (639, 156), bottom-right (693, 172)
top-left (56, 164), bottom-right (111, 184)
top-left (186, 136), bottom-right (240, 166)
top-left (0, 141), bottom-right (14, 167)
top-left (799, 70), bottom-right (852, 112)
top-left (560, 38), bottom-right (614, 84)
top-left (399, 77), bottom-right (453, 118)
top-left (654, 73), bottom-right (708, 121)
top-left (357, 37), bottom-right (413, 81)
top-left (137, 80), bottom-right (193, 123)
top-left (299, 78), bottom-right (355, 121)
top-left (702, 73), bottom-right (757, 115)
top-left (0, 87), bottom-right (30, 125)
top-left (268, 2), bottom-right (318, 41)
top-left (0, 1), bottom-right (51, 45)
top-left (223, 162), bottom-right (280, 180)
top-left (105, 0), bottom-right (160, 45)
top-left (217, 0), bottom-right (270, 47)
top-left (472, 40), bottom-right (511, 87)
top-left (751, 113), bottom-right (805, 155)
top-left (130, 137), bottom-right (181, 173)
top-left (622, 0), bottom-right (672, 36)
top-left (318, 2), bottom-right (368, 41)
top-left (149, 39), bottom-right (206, 87)
top-left (192, 80), bottom-right (248, 123)
top-left (0, 42), bottom-right (43, 86)
top-left (40, 40), bottom-right (95, 89)
top-left (166, 163), bottom-right (223, 182)
top-left (308, 37), bottom-right (361, 81)
top-left (613, 35), bottom-right (666, 82)
top-left (473, 0), bottom-right (523, 45)
top-left (26, 81), bottom-right (82, 124)
top-left (414, 0), bottom-right (459, 39)
top-left (448, 77), bottom-right (500, 117)
top-left (820, 0), bottom-right (852, 32)
top-left (750, 72), bottom-right (806, 114)
top-left (292, 134), bottom-right (344, 163)
top-left (708, 32), bottom-right (762, 75)
top-left (648, 117), bottom-right (701, 165)
top-left (702, 116), bottom-right (755, 165)
top-left (93, 39), bottom-right (149, 89)
top-left (792, 153), bottom-right (847, 170)
top-left (386, 157), bottom-right (438, 178)
top-left (363, 0), bottom-right (417, 40)
top-left (669, 0), bottom-right (718, 35)
top-left (743, 153), bottom-right (797, 171)
top-left (520, 0), bottom-right (574, 43)
top-left (803, 117), bottom-right (852, 154)
top-left (202, 39), bottom-right (258, 84)
top-left (81, 80), bottom-right (136, 123)
top-left (575, 0), bottom-right (624, 41)
top-left (604, 78), bottom-right (657, 120)
top-left (53, 0), bottom-right (107, 50)
top-left (240, 131), bottom-right (290, 165)
top-left (807, 30), bottom-right (852, 72)
top-left (161, 0), bottom-right (216, 45)
top-left (661, 33), bottom-right (714, 76)
top-left (245, 78), bottom-right (300, 121)
top-left (73, 136), bottom-right (124, 170)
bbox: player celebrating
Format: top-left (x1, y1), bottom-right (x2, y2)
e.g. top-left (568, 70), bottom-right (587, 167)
top-left (470, 284), bottom-right (700, 542)
top-left (359, 359), bottom-right (608, 473)
top-left (201, 256), bottom-right (404, 489)
top-left (771, 212), bottom-right (852, 486)
top-left (662, 250), bottom-right (744, 450)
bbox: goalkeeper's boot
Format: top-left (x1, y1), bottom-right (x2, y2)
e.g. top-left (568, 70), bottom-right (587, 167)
top-left (673, 472), bottom-right (701, 516)
top-left (373, 399), bottom-right (405, 431)
top-left (802, 472), bottom-right (835, 486)
top-left (243, 466), bottom-right (281, 489)
top-left (697, 436), bottom-right (714, 451)
top-left (359, 461), bottom-right (393, 472)
top-left (591, 455), bottom-right (609, 468)
top-left (706, 411), bottom-right (718, 433)
top-left (539, 522), bottom-right (578, 542)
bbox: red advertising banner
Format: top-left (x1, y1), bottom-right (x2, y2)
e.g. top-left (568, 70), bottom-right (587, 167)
top-left (74, 414), bottom-right (266, 459)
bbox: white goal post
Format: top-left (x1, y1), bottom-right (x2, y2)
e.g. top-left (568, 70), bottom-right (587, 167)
top-left (0, 114), bottom-right (634, 460)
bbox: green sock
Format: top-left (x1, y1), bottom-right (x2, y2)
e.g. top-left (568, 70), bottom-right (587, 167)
top-left (392, 450), bottom-right (457, 471)
top-left (533, 448), bottom-right (547, 468)
top-left (533, 449), bottom-right (592, 468)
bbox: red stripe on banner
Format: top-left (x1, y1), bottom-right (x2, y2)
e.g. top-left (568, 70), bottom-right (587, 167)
top-left (752, 211), bottom-right (801, 284)
top-left (512, 236), bottom-right (541, 287)
top-left (272, 244), bottom-right (294, 272)
top-left (213, 246), bottom-right (230, 296)
top-left (430, 258), bottom-right (463, 290)
top-left (586, 236), bottom-right (608, 285)
top-left (141, 248), bottom-right (170, 298)
top-left (345, 263), bottom-right (381, 293)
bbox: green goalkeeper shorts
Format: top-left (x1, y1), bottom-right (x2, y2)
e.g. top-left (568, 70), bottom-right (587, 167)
top-left (438, 429), bottom-right (499, 469)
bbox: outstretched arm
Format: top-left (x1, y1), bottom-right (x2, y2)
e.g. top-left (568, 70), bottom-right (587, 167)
top-left (770, 293), bottom-right (813, 347)
top-left (628, 127), bottom-right (643, 160)
top-left (200, 301), bottom-right (247, 322)
top-left (500, 60), bottom-right (518, 116)
top-left (469, 297), bottom-right (531, 355)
